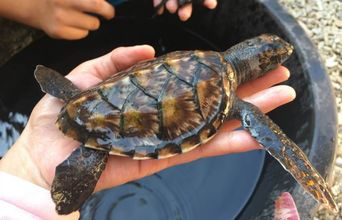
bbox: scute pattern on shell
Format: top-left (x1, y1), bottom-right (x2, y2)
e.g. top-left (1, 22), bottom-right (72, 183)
top-left (161, 75), bottom-right (203, 140)
top-left (122, 89), bottom-right (159, 137)
top-left (58, 51), bottom-right (228, 159)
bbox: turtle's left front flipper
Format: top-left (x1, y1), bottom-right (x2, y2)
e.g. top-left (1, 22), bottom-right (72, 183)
top-left (230, 97), bottom-right (338, 213)
top-left (51, 145), bottom-right (109, 214)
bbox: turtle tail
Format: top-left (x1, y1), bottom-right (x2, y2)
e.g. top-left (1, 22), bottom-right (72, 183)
top-left (34, 65), bottom-right (80, 102)
top-left (230, 97), bottom-right (338, 213)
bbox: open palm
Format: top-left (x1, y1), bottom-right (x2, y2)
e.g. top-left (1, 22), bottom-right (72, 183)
top-left (1, 45), bottom-right (295, 193)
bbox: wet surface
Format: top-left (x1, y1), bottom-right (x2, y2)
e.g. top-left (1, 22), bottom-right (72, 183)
top-left (0, 100), bottom-right (27, 157)
top-left (0, 113), bottom-right (27, 157)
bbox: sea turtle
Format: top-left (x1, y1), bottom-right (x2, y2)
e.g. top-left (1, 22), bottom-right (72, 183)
top-left (34, 34), bottom-right (337, 215)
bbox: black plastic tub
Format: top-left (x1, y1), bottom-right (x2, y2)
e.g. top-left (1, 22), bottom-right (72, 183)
top-left (0, 0), bottom-right (337, 219)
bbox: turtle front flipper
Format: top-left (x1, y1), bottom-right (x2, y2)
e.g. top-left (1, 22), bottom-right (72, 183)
top-left (51, 145), bottom-right (109, 214)
top-left (230, 97), bottom-right (338, 213)
top-left (34, 65), bottom-right (80, 102)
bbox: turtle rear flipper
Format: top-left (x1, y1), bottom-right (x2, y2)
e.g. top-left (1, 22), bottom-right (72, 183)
top-left (51, 146), bottom-right (109, 214)
top-left (231, 98), bottom-right (338, 213)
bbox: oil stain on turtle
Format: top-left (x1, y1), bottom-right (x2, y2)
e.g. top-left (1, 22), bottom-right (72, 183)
top-left (34, 34), bottom-right (338, 214)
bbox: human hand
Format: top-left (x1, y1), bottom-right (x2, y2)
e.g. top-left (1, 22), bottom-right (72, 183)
top-left (38, 0), bottom-right (115, 39)
top-left (0, 0), bottom-right (114, 40)
top-left (154, 0), bottom-right (217, 21)
top-left (0, 45), bottom-right (295, 194)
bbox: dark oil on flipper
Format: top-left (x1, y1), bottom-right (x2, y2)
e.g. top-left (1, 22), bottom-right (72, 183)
top-left (51, 145), bottom-right (109, 214)
top-left (230, 97), bottom-right (338, 213)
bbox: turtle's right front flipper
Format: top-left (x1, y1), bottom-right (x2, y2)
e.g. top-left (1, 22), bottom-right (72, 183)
top-left (51, 145), bottom-right (109, 214)
top-left (230, 97), bottom-right (338, 213)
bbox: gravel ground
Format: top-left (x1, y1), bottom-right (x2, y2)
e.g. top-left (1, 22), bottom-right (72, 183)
top-left (280, 0), bottom-right (342, 219)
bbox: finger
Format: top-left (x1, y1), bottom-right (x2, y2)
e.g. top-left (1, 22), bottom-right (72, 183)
top-left (275, 192), bottom-right (300, 220)
top-left (96, 130), bottom-right (258, 190)
top-left (237, 66), bottom-right (290, 98)
top-left (220, 85), bottom-right (296, 133)
top-left (178, 3), bottom-right (192, 21)
top-left (99, 130), bottom-right (265, 189)
top-left (203, 0), bottom-right (217, 9)
top-left (68, 0), bottom-right (115, 20)
top-left (67, 45), bottom-right (155, 89)
top-left (164, 130), bottom-right (260, 168)
top-left (132, 129), bottom-right (262, 183)
top-left (61, 10), bottom-right (100, 31)
top-left (48, 25), bottom-right (89, 40)
top-left (244, 84), bottom-right (296, 113)
top-left (154, 0), bottom-right (165, 15)
top-left (166, 0), bottom-right (178, 14)
top-left (107, 45), bottom-right (155, 74)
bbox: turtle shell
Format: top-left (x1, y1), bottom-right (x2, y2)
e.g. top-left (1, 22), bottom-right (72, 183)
top-left (57, 50), bottom-right (233, 159)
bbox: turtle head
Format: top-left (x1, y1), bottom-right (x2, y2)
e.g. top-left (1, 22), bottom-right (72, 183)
top-left (223, 34), bottom-right (293, 85)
